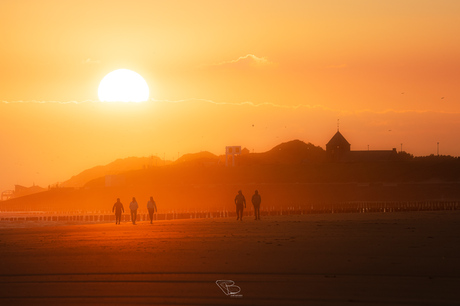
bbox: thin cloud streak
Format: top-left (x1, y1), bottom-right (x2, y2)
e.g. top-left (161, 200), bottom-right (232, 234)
top-left (0, 100), bottom-right (95, 105)
top-left (152, 98), bottom-right (460, 116)
top-left (206, 54), bottom-right (274, 69)
top-left (3, 98), bottom-right (460, 116)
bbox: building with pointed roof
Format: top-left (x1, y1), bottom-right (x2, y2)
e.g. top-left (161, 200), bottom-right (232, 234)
top-left (326, 130), bottom-right (397, 162)
top-left (326, 131), bottom-right (351, 161)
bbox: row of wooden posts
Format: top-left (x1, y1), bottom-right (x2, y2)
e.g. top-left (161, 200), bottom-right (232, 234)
top-left (0, 201), bottom-right (459, 222)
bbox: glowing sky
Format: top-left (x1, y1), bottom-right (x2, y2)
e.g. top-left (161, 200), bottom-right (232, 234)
top-left (1, 0), bottom-right (460, 191)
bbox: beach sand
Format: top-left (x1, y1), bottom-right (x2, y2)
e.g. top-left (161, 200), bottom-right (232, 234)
top-left (0, 211), bottom-right (459, 305)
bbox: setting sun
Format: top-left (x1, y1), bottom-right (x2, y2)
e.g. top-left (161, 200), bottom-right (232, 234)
top-left (98, 69), bottom-right (149, 102)
top-left (2, 2), bottom-right (460, 304)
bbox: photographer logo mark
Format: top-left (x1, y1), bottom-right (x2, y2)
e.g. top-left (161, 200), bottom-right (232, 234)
top-left (216, 280), bottom-right (243, 298)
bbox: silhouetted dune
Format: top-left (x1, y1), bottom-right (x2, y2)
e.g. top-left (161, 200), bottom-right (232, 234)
top-left (172, 151), bottom-right (219, 165)
top-left (2, 140), bottom-right (460, 212)
top-left (61, 156), bottom-right (171, 188)
top-left (240, 139), bottom-right (326, 165)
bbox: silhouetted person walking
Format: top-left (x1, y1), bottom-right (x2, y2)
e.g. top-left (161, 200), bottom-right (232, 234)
top-left (130, 197), bottom-right (138, 225)
top-left (112, 198), bottom-right (124, 225)
top-left (234, 190), bottom-right (246, 221)
top-left (147, 196), bottom-right (157, 224)
top-left (252, 190), bottom-right (261, 220)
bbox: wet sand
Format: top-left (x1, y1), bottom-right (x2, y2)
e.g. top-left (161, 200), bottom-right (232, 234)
top-left (0, 211), bottom-right (459, 305)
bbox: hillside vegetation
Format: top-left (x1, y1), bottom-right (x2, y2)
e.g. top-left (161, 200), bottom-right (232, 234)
top-left (2, 140), bottom-right (460, 212)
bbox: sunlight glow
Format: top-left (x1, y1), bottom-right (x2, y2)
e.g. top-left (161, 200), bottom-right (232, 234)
top-left (98, 69), bottom-right (149, 102)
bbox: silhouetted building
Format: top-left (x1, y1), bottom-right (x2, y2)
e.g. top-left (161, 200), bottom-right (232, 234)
top-left (1, 190), bottom-right (14, 201)
top-left (326, 130), bottom-right (397, 162)
top-left (326, 131), bottom-right (351, 161)
top-left (13, 184), bottom-right (46, 198)
top-left (226, 146), bottom-right (241, 167)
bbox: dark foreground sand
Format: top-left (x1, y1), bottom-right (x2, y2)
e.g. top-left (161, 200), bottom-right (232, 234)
top-left (0, 211), bottom-right (459, 305)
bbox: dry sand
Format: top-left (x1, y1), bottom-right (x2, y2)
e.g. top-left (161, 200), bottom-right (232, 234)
top-left (0, 211), bottom-right (459, 305)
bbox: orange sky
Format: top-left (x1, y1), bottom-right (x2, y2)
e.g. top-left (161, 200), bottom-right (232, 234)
top-left (1, 0), bottom-right (460, 191)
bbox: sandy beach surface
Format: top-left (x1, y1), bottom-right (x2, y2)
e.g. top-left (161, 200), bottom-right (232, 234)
top-left (0, 211), bottom-right (459, 305)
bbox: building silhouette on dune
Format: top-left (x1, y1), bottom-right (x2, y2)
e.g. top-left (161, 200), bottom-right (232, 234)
top-left (326, 130), bottom-right (397, 162)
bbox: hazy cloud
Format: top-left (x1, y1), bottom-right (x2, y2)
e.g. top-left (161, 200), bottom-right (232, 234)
top-left (209, 54), bottom-right (274, 69)
top-left (4, 98), bottom-right (460, 117)
top-left (154, 98), bottom-right (460, 117)
top-left (1, 100), bottom-right (94, 104)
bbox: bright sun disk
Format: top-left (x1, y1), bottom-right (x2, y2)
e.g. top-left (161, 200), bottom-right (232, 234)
top-left (98, 69), bottom-right (149, 102)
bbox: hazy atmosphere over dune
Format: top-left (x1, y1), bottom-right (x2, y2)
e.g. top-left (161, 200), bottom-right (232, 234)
top-left (1, 99), bottom-right (460, 192)
top-left (1, 0), bottom-right (460, 191)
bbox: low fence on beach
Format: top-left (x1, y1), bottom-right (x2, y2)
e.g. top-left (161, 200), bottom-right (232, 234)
top-left (0, 200), bottom-right (459, 223)
top-left (306, 200), bottom-right (460, 214)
